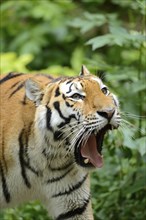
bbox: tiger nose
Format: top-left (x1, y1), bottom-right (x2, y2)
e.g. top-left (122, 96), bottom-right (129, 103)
top-left (97, 108), bottom-right (115, 120)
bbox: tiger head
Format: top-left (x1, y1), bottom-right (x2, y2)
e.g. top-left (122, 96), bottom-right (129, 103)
top-left (25, 66), bottom-right (121, 169)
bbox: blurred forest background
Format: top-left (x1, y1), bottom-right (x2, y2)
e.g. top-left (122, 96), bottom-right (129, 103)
top-left (0, 0), bottom-right (146, 219)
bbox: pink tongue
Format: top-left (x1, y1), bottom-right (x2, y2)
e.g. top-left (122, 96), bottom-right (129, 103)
top-left (81, 134), bottom-right (103, 168)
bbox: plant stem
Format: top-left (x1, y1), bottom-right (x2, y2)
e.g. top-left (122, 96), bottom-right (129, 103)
top-left (138, 44), bottom-right (143, 138)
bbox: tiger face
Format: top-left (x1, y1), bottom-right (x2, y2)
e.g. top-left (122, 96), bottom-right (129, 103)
top-left (26, 65), bottom-right (121, 169)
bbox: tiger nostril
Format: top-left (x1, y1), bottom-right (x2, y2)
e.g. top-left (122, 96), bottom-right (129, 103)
top-left (97, 109), bottom-right (115, 119)
top-left (97, 112), bottom-right (108, 118)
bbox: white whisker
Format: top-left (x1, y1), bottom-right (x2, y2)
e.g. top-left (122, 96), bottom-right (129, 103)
top-left (58, 123), bottom-right (81, 136)
top-left (120, 118), bottom-right (145, 134)
top-left (121, 111), bottom-right (146, 119)
top-left (118, 125), bottom-right (136, 141)
top-left (70, 127), bottom-right (85, 149)
top-left (76, 129), bottom-right (90, 150)
top-left (58, 121), bottom-right (81, 132)
top-left (64, 127), bottom-right (85, 157)
top-left (58, 125), bottom-right (81, 148)
top-left (81, 129), bottom-right (92, 149)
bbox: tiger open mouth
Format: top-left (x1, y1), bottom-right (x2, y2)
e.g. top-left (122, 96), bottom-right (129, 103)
top-left (75, 124), bottom-right (114, 168)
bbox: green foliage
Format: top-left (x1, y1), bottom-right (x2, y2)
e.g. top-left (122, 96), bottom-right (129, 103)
top-left (0, 53), bottom-right (34, 73)
top-left (0, 0), bottom-right (78, 69)
top-left (0, 0), bottom-right (146, 219)
top-left (0, 201), bottom-right (52, 220)
top-left (91, 150), bottom-right (146, 220)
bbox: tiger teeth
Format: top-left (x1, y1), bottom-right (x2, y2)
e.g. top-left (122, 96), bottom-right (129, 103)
top-left (94, 130), bottom-right (97, 135)
top-left (84, 158), bottom-right (89, 164)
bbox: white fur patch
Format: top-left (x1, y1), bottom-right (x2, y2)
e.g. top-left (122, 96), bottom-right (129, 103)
top-left (91, 77), bottom-right (103, 87)
top-left (112, 94), bottom-right (119, 107)
top-left (51, 109), bottom-right (64, 126)
top-left (35, 105), bottom-right (47, 129)
top-left (60, 81), bottom-right (86, 97)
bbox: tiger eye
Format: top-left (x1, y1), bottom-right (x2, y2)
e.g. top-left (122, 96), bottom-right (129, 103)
top-left (101, 87), bottom-right (108, 95)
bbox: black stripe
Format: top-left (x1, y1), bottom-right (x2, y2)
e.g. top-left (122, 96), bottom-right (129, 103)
top-left (36, 73), bottom-right (54, 80)
top-left (0, 73), bottom-right (23, 85)
top-left (55, 87), bottom-right (60, 97)
top-left (66, 80), bottom-right (73, 84)
top-left (19, 130), bottom-right (31, 188)
top-left (46, 106), bottom-right (52, 130)
top-left (62, 94), bottom-right (65, 99)
top-left (10, 81), bottom-right (20, 89)
top-left (54, 130), bottom-right (63, 141)
top-left (65, 101), bottom-right (73, 107)
top-left (9, 82), bottom-right (24, 98)
top-left (51, 77), bottom-right (64, 83)
top-left (42, 148), bottom-right (49, 160)
top-left (49, 161), bottom-right (73, 171)
top-left (57, 113), bottom-right (76, 129)
top-left (0, 162), bottom-right (11, 203)
top-left (47, 166), bottom-right (73, 183)
top-left (54, 101), bottom-right (66, 120)
top-left (19, 127), bottom-right (39, 181)
top-left (25, 162), bottom-right (39, 176)
top-left (23, 123), bottom-right (32, 166)
top-left (54, 102), bottom-right (76, 125)
top-left (112, 96), bottom-right (118, 106)
top-left (21, 95), bottom-right (27, 105)
top-left (80, 82), bottom-right (83, 87)
top-left (66, 83), bottom-right (73, 94)
top-left (52, 174), bottom-right (88, 197)
top-left (56, 197), bottom-right (90, 220)
top-left (57, 122), bottom-right (66, 129)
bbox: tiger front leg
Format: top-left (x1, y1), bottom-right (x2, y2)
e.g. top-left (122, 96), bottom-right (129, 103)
top-left (43, 175), bottom-right (94, 220)
top-left (48, 195), bottom-right (94, 220)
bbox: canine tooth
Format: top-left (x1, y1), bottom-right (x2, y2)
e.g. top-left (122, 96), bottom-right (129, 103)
top-left (84, 158), bottom-right (89, 164)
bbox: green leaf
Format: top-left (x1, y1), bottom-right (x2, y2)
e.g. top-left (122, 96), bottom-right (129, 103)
top-left (69, 12), bottom-right (107, 33)
top-left (122, 129), bottom-right (137, 149)
top-left (123, 176), bottom-right (146, 194)
top-left (130, 80), bottom-right (146, 93)
top-left (71, 47), bottom-right (84, 71)
top-left (0, 52), bottom-right (33, 73)
top-left (86, 34), bottom-right (112, 50)
top-left (136, 136), bottom-right (146, 156)
top-left (109, 25), bottom-right (129, 37)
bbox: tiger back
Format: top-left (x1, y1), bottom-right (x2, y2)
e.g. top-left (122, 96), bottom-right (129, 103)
top-left (0, 66), bottom-right (121, 220)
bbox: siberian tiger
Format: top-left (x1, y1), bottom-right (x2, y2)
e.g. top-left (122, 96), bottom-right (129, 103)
top-left (0, 66), bottom-right (121, 220)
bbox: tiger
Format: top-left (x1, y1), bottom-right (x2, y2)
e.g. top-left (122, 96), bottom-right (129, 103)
top-left (0, 65), bottom-right (121, 220)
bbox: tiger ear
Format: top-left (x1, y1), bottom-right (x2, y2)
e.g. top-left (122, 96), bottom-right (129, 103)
top-left (25, 78), bottom-right (44, 105)
top-left (79, 65), bottom-right (90, 76)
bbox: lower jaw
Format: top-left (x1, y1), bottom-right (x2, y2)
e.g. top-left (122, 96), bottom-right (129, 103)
top-left (74, 153), bottom-right (96, 168)
top-left (78, 162), bottom-right (94, 168)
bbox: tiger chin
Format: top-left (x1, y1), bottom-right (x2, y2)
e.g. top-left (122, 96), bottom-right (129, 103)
top-left (0, 66), bottom-right (121, 220)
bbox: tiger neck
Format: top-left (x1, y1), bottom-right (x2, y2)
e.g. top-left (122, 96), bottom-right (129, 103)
top-left (31, 127), bottom-right (75, 171)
